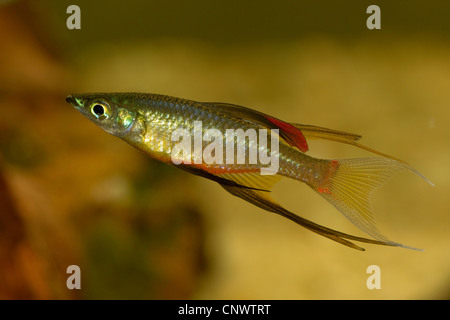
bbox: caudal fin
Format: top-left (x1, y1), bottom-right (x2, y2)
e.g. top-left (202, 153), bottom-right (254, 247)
top-left (312, 157), bottom-right (432, 250)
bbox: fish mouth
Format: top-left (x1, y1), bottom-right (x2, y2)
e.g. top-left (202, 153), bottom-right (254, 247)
top-left (66, 94), bottom-right (84, 110)
top-left (66, 95), bottom-right (75, 104)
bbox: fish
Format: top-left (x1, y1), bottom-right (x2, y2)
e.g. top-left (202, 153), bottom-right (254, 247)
top-left (66, 92), bottom-right (433, 251)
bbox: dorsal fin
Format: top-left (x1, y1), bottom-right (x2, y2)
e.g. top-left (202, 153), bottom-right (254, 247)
top-left (202, 102), bottom-right (308, 152)
top-left (292, 123), bottom-right (405, 162)
top-left (292, 124), bottom-right (362, 143)
top-left (264, 116), bottom-right (308, 152)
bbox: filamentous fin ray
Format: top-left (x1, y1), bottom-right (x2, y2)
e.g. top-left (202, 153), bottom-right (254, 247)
top-left (293, 123), bottom-right (406, 161)
top-left (219, 183), bottom-right (405, 251)
top-left (292, 124), bottom-right (362, 143)
top-left (293, 123), bottom-right (434, 186)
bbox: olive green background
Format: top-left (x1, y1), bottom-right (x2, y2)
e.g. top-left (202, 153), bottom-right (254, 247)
top-left (0, 0), bottom-right (449, 299)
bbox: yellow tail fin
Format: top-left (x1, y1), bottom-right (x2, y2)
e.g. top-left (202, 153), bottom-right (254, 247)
top-left (312, 157), bottom-right (431, 250)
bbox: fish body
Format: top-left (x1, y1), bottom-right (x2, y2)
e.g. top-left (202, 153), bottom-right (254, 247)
top-left (66, 92), bottom-right (432, 250)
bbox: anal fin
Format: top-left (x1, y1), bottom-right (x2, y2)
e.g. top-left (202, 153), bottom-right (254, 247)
top-left (220, 184), bottom-right (398, 251)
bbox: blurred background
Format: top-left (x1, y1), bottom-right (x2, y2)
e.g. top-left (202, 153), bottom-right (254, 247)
top-left (0, 0), bottom-right (449, 299)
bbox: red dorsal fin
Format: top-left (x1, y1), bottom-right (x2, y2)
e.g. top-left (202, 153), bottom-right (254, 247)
top-left (265, 116), bottom-right (309, 152)
top-left (200, 102), bottom-right (309, 152)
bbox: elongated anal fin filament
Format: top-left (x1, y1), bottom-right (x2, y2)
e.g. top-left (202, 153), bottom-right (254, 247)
top-left (219, 183), bottom-right (402, 251)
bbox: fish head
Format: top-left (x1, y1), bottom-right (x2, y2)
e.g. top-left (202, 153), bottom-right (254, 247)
top-left (66, 93), bottom-right (146, 139)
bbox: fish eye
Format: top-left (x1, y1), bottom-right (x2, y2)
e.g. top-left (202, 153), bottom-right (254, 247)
top-left (90, 102), bottom-right (110, 120)
top-left (93, 104), bottom-right (104, 116)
